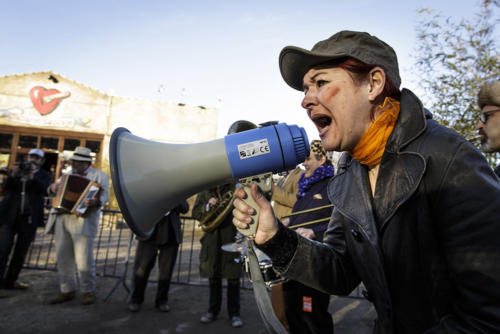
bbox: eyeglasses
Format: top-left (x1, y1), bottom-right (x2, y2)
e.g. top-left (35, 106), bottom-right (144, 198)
top-left (479, 109), bottom-right (500, 124)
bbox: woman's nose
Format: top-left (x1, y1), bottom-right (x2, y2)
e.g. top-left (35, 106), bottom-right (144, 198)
top-left (301, 90), bottom-right (317, 109)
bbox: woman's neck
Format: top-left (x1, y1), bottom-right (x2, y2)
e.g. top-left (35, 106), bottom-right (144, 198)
top-left (368, 164), bottom-right (380, 197)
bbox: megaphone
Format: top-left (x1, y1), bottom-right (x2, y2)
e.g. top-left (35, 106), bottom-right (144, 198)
top-left (109, 123), bottom-right (309, 238)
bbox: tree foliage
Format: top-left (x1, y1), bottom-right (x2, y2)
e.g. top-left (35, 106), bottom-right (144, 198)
top-left (413, 0), bottom-right (500, 165)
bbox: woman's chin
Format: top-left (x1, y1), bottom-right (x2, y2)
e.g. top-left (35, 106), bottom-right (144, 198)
top-left (320, 137), bottom-right (339, 152)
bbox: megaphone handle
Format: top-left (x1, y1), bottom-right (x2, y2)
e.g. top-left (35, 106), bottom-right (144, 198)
top-left (237, 184), bottom-right (259, 238)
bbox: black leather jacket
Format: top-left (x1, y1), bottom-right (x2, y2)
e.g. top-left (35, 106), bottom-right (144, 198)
top-left (259, 89), bottom-right (500, 333)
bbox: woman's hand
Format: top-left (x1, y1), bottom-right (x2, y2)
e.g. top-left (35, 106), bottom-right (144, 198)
top-left (232, 184), bottom-right (279, 245)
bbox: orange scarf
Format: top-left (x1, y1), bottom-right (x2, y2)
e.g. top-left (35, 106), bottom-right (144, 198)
top-left (347, 97), bottom-right (400, 167)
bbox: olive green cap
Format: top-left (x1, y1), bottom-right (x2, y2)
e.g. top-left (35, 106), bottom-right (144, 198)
top-left (279, 30), bottom-right (401, 91)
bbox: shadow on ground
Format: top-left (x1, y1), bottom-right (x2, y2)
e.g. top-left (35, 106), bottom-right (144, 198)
top-left (0, 270), bottom-right (375, 333)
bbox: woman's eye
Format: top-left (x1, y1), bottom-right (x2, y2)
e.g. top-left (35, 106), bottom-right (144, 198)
top-left (317, 80), bottom-right (327, 87)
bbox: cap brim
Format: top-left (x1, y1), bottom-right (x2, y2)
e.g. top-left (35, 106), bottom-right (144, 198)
top-left (71, 156), bottom-right (92, 162)
top-left (279, 46), bottom-right (349, 91)
top-left (28, 150), bottom-right (44, 158)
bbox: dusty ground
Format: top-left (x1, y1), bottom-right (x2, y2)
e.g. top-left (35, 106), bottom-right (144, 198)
top-left (0, 269), bottom-right (376, 334)
top-left (1, 222), bottom-right (376, 333)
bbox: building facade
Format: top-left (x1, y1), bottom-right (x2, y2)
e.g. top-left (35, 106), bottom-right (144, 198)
top-left (0, 71), bottom-right (218, 207)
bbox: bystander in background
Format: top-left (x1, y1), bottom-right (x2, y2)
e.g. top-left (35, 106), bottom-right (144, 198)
top-left (0, 149), bottom-right (51, 297)
top-left (477, 80), bottom-right (500, 177)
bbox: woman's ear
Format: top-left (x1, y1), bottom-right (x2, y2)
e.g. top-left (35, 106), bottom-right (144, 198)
top-left (367, 66), bottom-right (386, 102)
top-left (320, 155), bottom-right (327, 165)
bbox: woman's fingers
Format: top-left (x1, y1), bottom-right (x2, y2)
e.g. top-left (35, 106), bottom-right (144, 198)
top-left (234, 187), bottom-right (247, 199)
top-left (232, 198), bottom-right (254, 229)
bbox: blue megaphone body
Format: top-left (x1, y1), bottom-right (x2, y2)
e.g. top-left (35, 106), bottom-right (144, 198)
top-left (224, 123), bottom-right (309, 178)
top-left (109, 123), bottom-right (309, 238)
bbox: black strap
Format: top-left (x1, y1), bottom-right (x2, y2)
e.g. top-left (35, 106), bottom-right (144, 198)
top-left (246, 239), bottom-right (287, 334)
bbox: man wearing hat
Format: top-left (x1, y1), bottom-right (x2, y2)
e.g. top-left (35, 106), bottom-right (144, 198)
top-left (0, 149), bottom-right (51, 293)
top-left (476, 80), bottom-right (500, 177)
top-left (232, 31), bottom-right (500, 333)
top-left (46, 147), bottom-right (109, 305)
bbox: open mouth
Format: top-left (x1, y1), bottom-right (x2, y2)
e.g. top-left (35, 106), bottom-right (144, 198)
top-left (312, 116), bottom-right (332, 129)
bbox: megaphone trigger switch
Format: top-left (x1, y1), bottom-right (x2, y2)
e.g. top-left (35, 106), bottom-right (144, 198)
top-left (237, 184), bottom-right (259, 238)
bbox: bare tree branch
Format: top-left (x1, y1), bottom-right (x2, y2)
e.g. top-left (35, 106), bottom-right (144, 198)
top-left (412, 0), bottom-right (500, 166)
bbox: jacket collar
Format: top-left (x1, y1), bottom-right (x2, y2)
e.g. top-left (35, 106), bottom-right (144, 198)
top-left (329, 89), bottom-right (428, 235)
top-left (329, 155), bottom-right (380, 244)
top-left (385, 88), bottom-right (429, 152)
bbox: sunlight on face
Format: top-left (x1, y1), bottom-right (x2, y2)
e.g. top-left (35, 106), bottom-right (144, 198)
top-left (301, 67), bottom-right (373, 152)
top-left (477, 105), bottom-right (500, 152)
top-left (303, 153), bottom-right (325, 178)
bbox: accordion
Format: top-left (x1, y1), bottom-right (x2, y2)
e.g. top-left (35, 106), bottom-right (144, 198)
top-left (52, 174), bottom-right (101, 216)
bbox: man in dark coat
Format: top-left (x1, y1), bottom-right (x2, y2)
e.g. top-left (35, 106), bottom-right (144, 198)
top-left (233, 31), bottom-right (500, 333)
top-left (283, 140), bottom-right (334, 334)
top-left (0, 149), bottom-right (51, 292)
top-left (128, 200), bottom-right (189, 312)
top-left (193, 184), bottom-right (243, 327)
top-left (192, 120), bottom-right (257, 329)
top-left (476, 80), bottom-right (500, 177)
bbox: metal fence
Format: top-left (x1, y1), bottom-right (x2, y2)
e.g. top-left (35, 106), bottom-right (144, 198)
top-left (24, 210), bottom-right (250, 293)
top-left (23, 209), bottom-right (364, 300)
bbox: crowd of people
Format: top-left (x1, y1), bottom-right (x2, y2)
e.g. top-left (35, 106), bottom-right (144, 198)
top-left (0, 29), bottom-right (499, 334)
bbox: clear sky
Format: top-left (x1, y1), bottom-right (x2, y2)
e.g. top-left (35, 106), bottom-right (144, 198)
top-left (0, 0), bottom-right (488, 140)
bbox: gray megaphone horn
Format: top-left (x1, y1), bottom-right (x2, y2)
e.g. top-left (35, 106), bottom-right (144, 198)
top-left (109, 123), bottom-right (309, 238)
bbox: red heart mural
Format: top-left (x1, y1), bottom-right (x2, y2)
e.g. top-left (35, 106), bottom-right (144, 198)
top-left (30, 86), bottom-right (70, 116)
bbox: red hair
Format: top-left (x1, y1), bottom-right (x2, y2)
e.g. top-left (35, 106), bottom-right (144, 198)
top-left (338, 58), bottom-right (400, 103)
